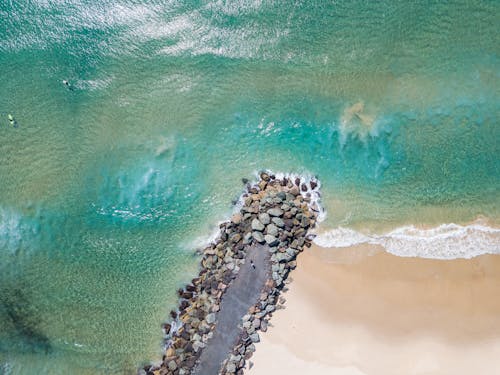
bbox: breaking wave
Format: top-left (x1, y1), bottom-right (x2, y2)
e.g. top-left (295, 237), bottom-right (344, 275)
top-left (314, 222), bottom-right (500, 259)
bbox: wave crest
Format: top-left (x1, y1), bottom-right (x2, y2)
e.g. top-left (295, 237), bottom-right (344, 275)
top-left (314, 222), bottom-right (500, 259)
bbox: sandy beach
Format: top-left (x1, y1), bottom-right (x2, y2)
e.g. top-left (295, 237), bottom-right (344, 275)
top-left (247, 243), bottom-right (500, 375)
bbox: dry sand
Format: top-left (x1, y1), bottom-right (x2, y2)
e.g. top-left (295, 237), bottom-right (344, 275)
top-left (247, 243), bottom-right (500, 375)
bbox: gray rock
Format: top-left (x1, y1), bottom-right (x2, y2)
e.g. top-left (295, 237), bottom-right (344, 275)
top-left (266, 223), bottom-right (278, 237)
top-left (226, 362), bottom-right (236, 373)
top-left (258, 212), bottom-right (271, 225)
top-left (168, 360), bottom-right (177, 371)
top-left (242, 314), bottom-right (251, 322)
top-left (272, 217), bottom-right (285, 227)
top-left (267, 208), bottom-right (284, 217)
top-left (280, 204), bottom-right (291, 212)
top-left (252, 318), bottom-right (261, 329)
top-left (205, 313), bottom-right (216, 324)
top-left (249, 333), bottom-right (260, 343)
top-left (193, 340), bottom-right (204, 352)
top-left (230, 354), bottom-right (242, 363)
top-left (252, 231), bottom-right (265, 243)
top-left (301, 216), bottom-right (310, 228)
top-left (251, 218), bottom-right (265, 231)
top-left (264, 234), bottom-right (279, 246)
top-left (277, 191), bottom-right (287, 200)
top-left (265, 304), bottom-right (275, 313)
top-left (276, 253), bottom-right (288, 263)
top-left (286, 247), bottom-right (296, 257)
top-left (260, 320), bottom-right (268, 332)
top-left (243, 232), bottom-right (253, 244)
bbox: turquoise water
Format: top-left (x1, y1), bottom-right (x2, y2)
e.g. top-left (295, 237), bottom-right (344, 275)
top-left (1, 1), bottom-right (499, 373)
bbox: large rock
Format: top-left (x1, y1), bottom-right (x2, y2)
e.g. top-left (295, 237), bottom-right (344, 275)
top-left (249, 333), bottom-right (260, 343)
top-left (267, 208), bottom-right (284, 217)
top-left (168, 360), bottom-right (177, 371)
top-left (271, 217), bottom-right (285, 228)
top-left (258, 212), bottom-right (271, 225)
top-left (266, 223), bottom-right (278, 237)
top-left (205, 313), bottom-right (216, 324)
top-left (243, 232), bottom-right (252, 244)
top-left (252, 231), bottom-right (265, 243)
top-left (260, 172), bottom-right (270, 181)
top-left (264, 234), bottom-right (279, 246)
top-left (252, 318), bottom-right (261, 329)
top-left (251, 218), bottom-right (265, 231)
top-left (226, 362), bottom-right (236, 373)
top-left (231, 213), bottom-right (242, 225)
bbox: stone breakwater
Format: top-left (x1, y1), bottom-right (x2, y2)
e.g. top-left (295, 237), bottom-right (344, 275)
top-left (140, 172), bottom-right (320, 375)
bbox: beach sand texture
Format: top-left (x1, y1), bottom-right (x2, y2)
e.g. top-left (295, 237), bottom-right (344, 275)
top-left (248, 244), bottom-right (500, 375)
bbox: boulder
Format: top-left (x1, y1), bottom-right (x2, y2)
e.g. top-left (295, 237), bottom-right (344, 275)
top-left (266, 223), bottom-right (278, 237)
top-left (260, 320), bottom-right (268, 332)
top-left (258, 212), bottom-right (271, 225)
top-left (226, 362), bottom-right (236, 373)
top-left (264, 235), bottom-right (279, 246)
top-left (252, 318), bottom-right (261, 329)
top-left (243, 232), bottom-right (252, 244)
top-left (230, 233), bottom-right (242, 243)
top-left (167, 360), bottom-right (177, 371)
top-left (267, 208), bottom-right (283, 217)
top-left (231, 213), bottom-right (242, 225)
top-left (205, 313), bottom-right (216, 324)
top-left (249, 333), bottom-right (260, 343)
top-left (260, 172), bottom-right (270, 181)
top-left (252, 231), bottom-right (265, 243)
top-left (271, 217), bottom-right (285, 228)
top-left (251, 219), bottom-right (265, 231)
top-left (265, 304), bottom-right (275, 313)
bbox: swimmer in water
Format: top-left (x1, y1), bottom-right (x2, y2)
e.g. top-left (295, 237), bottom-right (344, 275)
top-left (8, 114), bottom-right (18, 128)
top-left (62, 80), bottom-right (74, 90)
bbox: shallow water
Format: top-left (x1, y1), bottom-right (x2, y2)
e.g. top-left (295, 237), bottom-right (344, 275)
top-left (0, 0), bottom-right (499, 373)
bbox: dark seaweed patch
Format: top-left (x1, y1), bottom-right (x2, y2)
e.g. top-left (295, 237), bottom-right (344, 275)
top-left (0, 284), bottom-right (51, 354)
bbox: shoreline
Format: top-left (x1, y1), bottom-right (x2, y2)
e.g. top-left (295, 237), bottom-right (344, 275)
top-left (247, 244), bottom-right (500, 374)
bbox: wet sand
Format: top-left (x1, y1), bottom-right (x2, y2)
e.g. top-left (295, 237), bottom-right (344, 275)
top-left (247, 243), bottom-right (500, 375)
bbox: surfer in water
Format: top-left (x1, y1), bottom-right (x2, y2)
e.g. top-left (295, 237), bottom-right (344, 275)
top-left (8, 114), bottom-right (18, 128)
top-left (62, 79), bottom-right (74, 90)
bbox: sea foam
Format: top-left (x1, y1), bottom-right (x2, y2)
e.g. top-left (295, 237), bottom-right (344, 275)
top-left (314, 222), bottom-right (500, 259)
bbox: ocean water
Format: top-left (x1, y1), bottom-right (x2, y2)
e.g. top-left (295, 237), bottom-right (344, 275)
top-left (0, 0), bottom-right (499, 373)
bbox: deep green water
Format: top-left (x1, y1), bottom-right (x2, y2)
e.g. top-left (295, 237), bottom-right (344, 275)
top-left (0, 1), bottom-right (499, 374)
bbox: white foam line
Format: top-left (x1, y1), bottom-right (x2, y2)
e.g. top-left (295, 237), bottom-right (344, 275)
top-left (314, 222), bottom-right (500, 259)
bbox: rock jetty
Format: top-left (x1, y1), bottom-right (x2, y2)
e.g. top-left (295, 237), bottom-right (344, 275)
top-left (140, 172), bottom-right (321, 375)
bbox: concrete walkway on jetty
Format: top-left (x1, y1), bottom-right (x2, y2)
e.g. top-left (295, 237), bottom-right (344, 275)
top-left (192, 244), bottom-right (271, 375)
